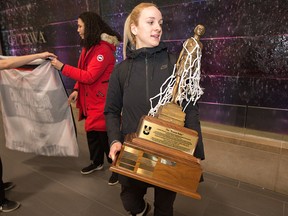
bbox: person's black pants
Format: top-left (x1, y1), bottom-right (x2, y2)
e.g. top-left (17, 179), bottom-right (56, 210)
top-left (120, 184), bottom-right (176, 216)
top-left (86, 131), bottom-right (111, 165)
top-left (0, 157), bottom-right (5, 204)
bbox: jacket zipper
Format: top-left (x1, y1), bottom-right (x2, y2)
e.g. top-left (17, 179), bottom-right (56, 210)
top-left (145, 56), bottom-right (149, 102)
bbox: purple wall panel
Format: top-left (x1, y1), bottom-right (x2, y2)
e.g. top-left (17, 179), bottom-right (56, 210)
top-left (0, 0), bottom-right (287, 133)
top-left (0, 0), bottom-right (88, 30)
top-left (99, 0), bottom-right (288, 134)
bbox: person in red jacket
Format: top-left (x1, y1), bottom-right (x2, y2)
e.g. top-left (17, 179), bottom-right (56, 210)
top-left (51, 12), bottom-right (121, 185)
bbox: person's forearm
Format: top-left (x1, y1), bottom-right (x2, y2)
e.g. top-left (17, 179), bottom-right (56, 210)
top-left (0, 53), bottom-right (42, 69)
top-left (0, 52), bottom-right (56, 70)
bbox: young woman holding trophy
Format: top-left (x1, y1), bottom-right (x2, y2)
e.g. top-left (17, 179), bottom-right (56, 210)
top-left (105, 3), bottom-right (205, 216)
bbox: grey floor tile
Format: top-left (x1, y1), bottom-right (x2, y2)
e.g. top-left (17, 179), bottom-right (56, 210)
top-left (3, 191), bottom-right (65, 216)
top-left (209, 183), bottom-right (284, 216)
top-left (203, 200), bottom-right (257, 216)
top-left (173, 193), bottom-right (209, 216)
top-left (204, 172), bottom-right (240, 187)
top-left (239, 181), bottom-right (288, 203)
top-left (285, 203), bottom-right (288, 216)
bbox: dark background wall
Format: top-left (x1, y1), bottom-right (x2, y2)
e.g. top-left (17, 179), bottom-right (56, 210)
top-left (0, 0), bottom-right (287, 134)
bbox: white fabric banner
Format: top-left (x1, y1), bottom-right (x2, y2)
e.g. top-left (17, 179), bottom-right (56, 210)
top-left (0, 60), bottom-right (79, 157)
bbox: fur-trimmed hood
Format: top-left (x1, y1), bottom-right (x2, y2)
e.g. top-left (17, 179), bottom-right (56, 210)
top-left (101, 33), bottom-right (120, 47)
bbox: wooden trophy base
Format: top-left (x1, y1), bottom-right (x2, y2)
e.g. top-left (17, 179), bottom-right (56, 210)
top-left (110, 116), bottom-right (202, 200)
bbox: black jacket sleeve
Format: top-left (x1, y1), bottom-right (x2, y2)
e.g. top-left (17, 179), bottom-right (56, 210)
top-left (104, 66), bottom-right (124, 146)
top-left (184, 102), bottom-right (205, 160)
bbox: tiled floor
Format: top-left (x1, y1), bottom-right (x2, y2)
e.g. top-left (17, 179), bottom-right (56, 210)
top-left (1, 119), bottom-right (288, 215)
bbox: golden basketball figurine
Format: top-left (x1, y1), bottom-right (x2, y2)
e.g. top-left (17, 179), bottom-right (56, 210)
top-left (171, 24), bottom-right (205, 104)
top-left (154, 24), bottom-right (205, 126)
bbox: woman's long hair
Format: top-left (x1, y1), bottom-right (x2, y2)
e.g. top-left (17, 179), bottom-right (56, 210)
top-left (79, 12), bottom-right (122, 50)
top-left (123, 3), bottom-right (158, 59)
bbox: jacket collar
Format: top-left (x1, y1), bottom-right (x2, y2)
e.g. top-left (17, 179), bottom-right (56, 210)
top-left (126, 42), bottom-right (167, 59)
top-left (101, 33), bottom-right (120, 47)
top-left (82, 33), bottom-right (119, 58)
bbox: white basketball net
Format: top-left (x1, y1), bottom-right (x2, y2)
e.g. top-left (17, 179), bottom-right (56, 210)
top-left (148, 37), bottom-right (204, 116)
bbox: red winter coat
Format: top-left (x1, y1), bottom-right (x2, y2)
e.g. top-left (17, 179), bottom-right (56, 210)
top-left (62, 38), bottom-right (117, 132)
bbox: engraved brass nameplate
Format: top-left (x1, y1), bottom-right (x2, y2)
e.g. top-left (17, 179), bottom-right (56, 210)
top-left (118, 145), bottom-right (178, 178)
top-left (137, 117), bottom-right (198, 155)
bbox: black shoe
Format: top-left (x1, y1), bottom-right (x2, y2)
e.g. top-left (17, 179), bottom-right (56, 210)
top-left (0, 199), bottom-right (20, 213)
top-left (81, 163), bottom-right (103, 175)
top-left (3, 182), bottom-right (15, 191)
top-left (108, 172), bottom-right (119, 186)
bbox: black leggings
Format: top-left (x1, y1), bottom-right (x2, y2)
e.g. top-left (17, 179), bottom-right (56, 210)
top-left (120, 184), bottom-right (176, 216)
top-left (86, 131), bottom-right (111, 165)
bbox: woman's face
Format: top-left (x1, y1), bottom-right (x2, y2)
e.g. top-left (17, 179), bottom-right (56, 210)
top-left (77, 18), bottom-right (85, 39)
top-left (132, 6), bottom-right (163, 49)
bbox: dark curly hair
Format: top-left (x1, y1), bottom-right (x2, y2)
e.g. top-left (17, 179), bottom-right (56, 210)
top-left (78, 12), bottom-right (122, 50)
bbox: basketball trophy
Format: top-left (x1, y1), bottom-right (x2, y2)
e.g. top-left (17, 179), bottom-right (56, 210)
top-left (110, 25), bottom-right (205, 199)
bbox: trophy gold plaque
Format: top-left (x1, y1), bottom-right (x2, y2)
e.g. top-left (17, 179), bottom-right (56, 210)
top-left (110, 25), bottom-right (205, 200)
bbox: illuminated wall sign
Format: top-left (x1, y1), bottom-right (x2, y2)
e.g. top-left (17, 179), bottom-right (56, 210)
top-left (7, 30), bottom-right (46, 46)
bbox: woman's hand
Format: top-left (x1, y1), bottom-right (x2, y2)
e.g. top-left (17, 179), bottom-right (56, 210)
top-left (68, 91), bottom-right (78, 104)
top-left (109, 142), bottom-right (122, 161)
top-left (38, 52), bottom-right (57, 59)
top-left (50, 58), bottom-right (64, 71)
